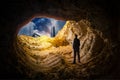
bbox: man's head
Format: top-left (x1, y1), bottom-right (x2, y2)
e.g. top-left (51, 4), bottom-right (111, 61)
top-left (75, 34), bottom-right (77, 38)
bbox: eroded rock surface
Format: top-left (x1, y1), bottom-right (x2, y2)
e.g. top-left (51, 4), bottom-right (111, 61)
top-left (0, 0), bottom-right (119, 79)
top-left (15, 20), bottom-right (112, 79)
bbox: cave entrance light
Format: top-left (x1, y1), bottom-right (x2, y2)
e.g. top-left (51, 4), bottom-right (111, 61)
top-left (18, 17), bottom-right (66, 38)
top-left (16, 17), bottom-right (68, 62)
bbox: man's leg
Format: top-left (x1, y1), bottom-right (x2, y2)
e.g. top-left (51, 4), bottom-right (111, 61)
top-left (73, 50), bottom-right (76, 64)
top-left (77, 50), bottom-right (80, 63)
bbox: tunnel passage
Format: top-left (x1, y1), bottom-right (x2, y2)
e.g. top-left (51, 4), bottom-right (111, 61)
top-left (14, 16), bottom-right (112, 79)
top-left (1, 0), bottom-right (119, 79)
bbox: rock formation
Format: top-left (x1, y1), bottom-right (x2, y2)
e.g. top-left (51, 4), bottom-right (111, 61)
top-left (15, 20), bottom-right (112, 79)
top-left (0, 0), bottom-right (119, 79)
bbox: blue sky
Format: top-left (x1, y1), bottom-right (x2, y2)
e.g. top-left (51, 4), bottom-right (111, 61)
top-left (18, 17), bottom-right (66, 37)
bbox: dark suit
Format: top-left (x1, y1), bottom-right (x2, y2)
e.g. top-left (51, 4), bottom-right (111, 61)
top-left (73, 37), bottom-right (80, 63)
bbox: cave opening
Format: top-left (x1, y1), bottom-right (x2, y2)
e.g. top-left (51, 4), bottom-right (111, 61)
top-left (0, 0), bottom-right (119, 79)
top-left (15, 16), bottom-right (112, 79)
top-left (18, 17), bottom-right (66, 37)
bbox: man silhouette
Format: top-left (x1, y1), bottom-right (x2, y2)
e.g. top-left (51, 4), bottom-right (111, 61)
top-left (73, 34), bottom-right (80, 64)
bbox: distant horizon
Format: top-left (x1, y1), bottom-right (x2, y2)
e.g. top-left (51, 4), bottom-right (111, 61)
top-left (18, 17), bottom-right (66, 37)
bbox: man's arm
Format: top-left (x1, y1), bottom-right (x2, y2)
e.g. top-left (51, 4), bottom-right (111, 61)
top-left (78, 39), bottom-right (80, 46)
top-left (73, 39), bottom-right (75, 48)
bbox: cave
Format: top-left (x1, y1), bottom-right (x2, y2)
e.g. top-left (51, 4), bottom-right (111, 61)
top-left (0, 0), bottom-right (120, 80)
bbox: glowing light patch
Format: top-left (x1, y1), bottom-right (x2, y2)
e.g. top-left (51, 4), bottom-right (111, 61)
top-left (18, 17), bottom-right (66, 37)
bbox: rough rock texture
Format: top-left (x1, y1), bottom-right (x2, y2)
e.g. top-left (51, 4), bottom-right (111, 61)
top-left (0, 0), bottom-right (120, 79)
top-left (15, 20), bottom-right (112, 79)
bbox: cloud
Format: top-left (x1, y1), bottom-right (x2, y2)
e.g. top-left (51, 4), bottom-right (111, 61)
top-left (49, 18), bottom-right (66, 34)
top-left (33, 29), bottom-right (50, 37)
top-left (49, 18), bottom-right (60, 34)
top-left (32, 18), bottom-right (51, 34)
top-left (18, 22), bottom-right (35, 36)
top-left (50, 18), bottom-right (58, 27)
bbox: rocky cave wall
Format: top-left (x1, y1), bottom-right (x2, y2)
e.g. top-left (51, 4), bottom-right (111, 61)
top-left (15, 20), bottom-right (112, 79)
top-left (0, 0), bottom-right (120, 79)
